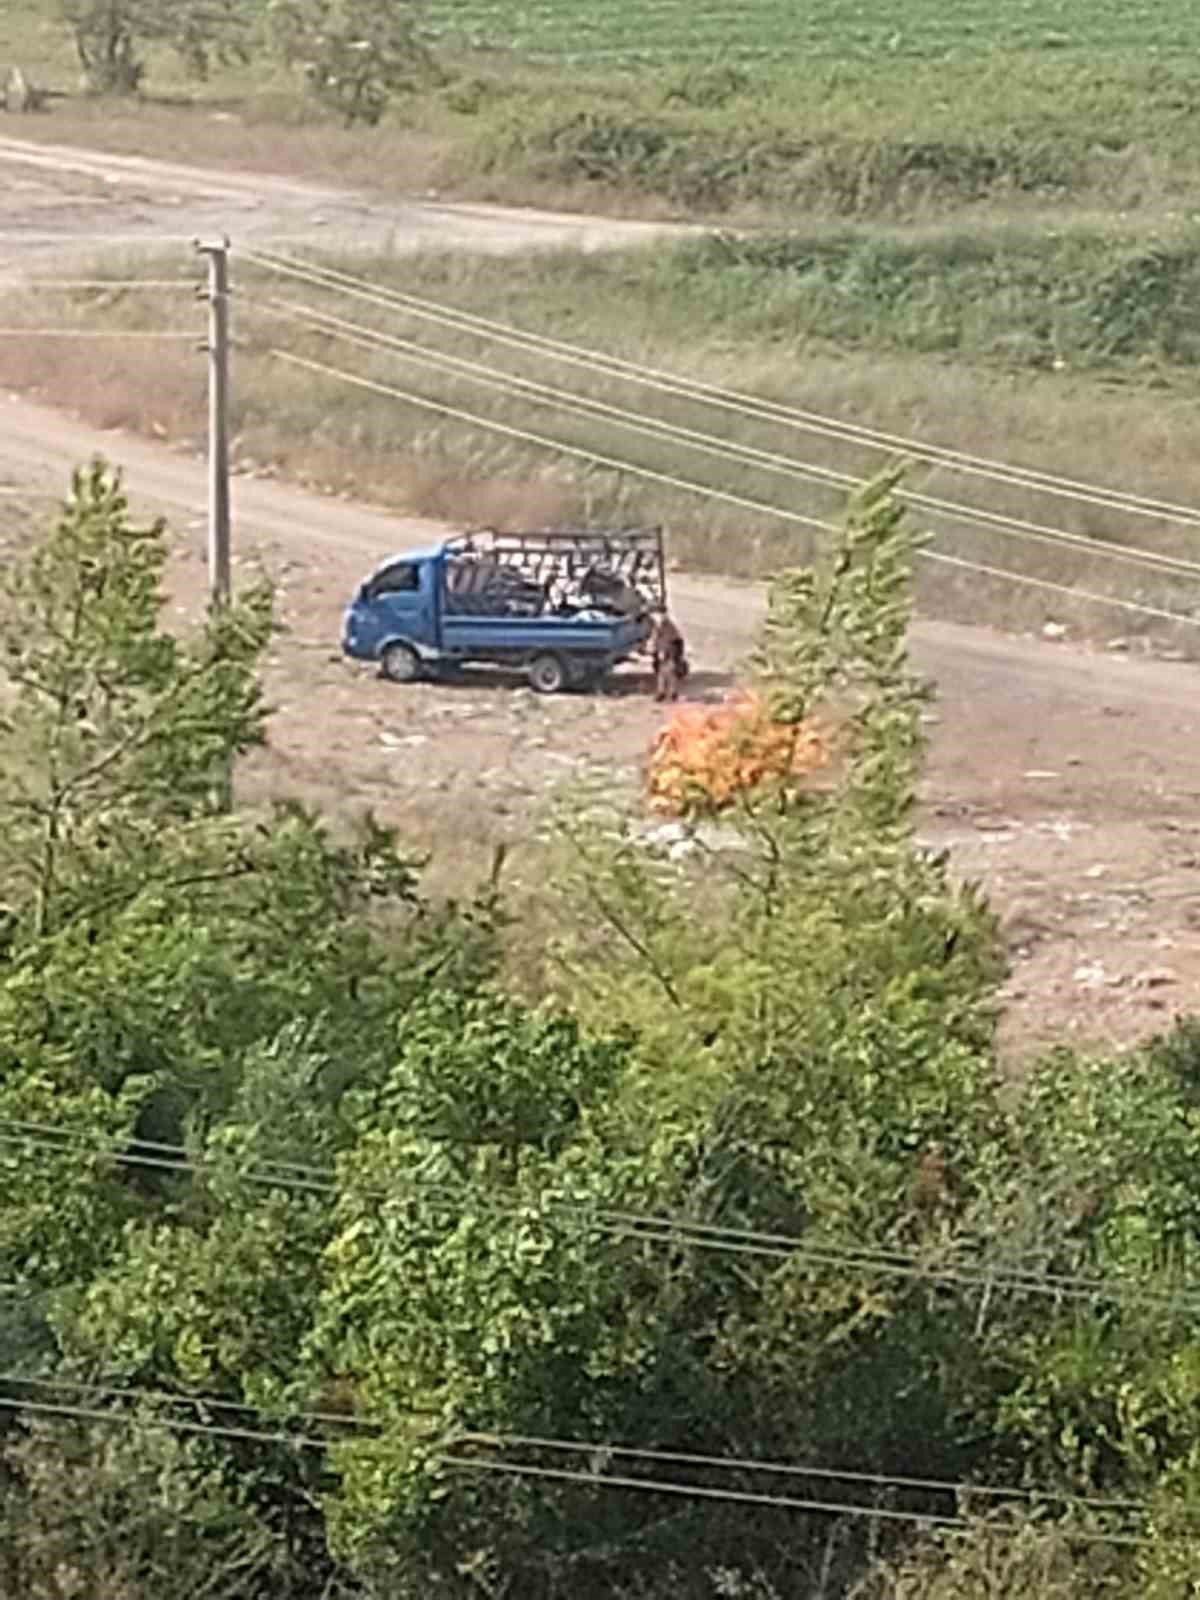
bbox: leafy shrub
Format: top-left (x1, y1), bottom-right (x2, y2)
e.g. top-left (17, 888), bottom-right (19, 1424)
top-left (266, 0), bottom-right (441, 126)
top-left (646, 692), bottom-right (830, 816)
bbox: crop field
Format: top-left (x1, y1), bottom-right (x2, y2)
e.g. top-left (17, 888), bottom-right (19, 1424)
top-left (425, 0), bottom-right (1200, 64)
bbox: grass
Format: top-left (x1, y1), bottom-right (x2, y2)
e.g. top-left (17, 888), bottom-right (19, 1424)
top-left (8, 0), bottom-right (1200, 222)
top-left (0, 485), bottom-right (53, 560)
top-left (4, 228), bottom-right (1200, 649)
top-left (424, 0), bottom-right (1200, 64)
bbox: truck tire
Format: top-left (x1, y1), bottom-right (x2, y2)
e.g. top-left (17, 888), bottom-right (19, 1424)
top-left (528, 652), bottom-right (567, 694)
top-left (568, 657), bottom-right (605, 692)
top-left (380, 641), bottom-right (422, 684)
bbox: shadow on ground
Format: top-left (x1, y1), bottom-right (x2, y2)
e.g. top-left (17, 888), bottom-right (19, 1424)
top-left (370, 665), bottom-right (737, 700)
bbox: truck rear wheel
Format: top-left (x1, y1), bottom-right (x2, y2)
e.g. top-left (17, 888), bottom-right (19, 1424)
top-left (568, 658), bottom-right (605, 692)
top-left (380, 641), bottom-right (422, 684)
top-left (528, 652), bottom-right (567, 694)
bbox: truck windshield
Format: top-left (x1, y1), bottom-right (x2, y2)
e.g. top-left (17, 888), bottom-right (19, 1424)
top-left (369, 563), bottom-right (420, 598)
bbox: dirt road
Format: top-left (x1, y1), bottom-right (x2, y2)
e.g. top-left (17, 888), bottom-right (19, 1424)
top-left (1, 137), bottom-right (1198, 1055)
top-left (0, 134), bottom-right (688, 269)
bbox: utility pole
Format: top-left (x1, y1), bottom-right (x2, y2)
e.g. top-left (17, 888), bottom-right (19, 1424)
top-left (196, 237), bottom-right (233, 813)
top-left (196, 237), bottom-right (231, 611)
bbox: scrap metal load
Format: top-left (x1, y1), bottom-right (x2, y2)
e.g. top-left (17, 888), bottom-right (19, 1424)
top-left (443, 526), bottom-right (666, 621)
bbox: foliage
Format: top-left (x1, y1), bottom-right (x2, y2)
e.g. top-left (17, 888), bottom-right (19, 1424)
top-left (291, 474), bottom-right (1011, 1594)
top-left (58, 0), bottom-right (252, 93)
top-left (0, 464), bottom-right (501, 1596)
top-left (645, 691), bottom-right (830, 817)
top-left (266, 0), bottom-right (441, 126)
top-left (0, 1419), bottom-right (285, 1600)
top-left (751, 467), bottom-right (933, 836)
top-left (0, 458), bottom-right (272, 940)
top-left (12, 461), bottom-right (1200, 1597)
top-left (851, 1508), bottom-right (1126, 1599)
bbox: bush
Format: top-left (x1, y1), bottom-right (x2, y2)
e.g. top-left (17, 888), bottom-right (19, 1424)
top-left (266, 0), bottom-right (441, 126)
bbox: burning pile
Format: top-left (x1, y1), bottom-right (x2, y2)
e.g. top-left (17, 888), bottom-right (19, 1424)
top-left (646, 692), bottom-right (830, 817)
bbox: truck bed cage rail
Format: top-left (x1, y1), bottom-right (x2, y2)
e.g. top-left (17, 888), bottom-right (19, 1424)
top-left (449, 526), bottom-right (667, 612)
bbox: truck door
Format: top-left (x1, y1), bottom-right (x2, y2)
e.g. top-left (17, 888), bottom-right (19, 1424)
top-left (365, 558), bottom-right (438, 650)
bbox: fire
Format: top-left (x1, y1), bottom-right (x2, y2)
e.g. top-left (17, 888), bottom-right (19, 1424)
top-left (646, 691), bottom-right (830, 817)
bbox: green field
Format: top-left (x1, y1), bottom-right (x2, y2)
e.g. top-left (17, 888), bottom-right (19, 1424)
top-left (425, 0), bottom-right (1200, 63)
top-left (7, 0), bottom-right (1200, 228)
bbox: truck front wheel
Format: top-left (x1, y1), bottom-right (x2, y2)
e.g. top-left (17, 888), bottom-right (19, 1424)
top-left (380, 641), bottom-right (422, 684)
top-left (528, 652), bottom-right (568, 694)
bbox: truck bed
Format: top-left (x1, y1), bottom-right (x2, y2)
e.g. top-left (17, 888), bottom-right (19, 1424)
top-left (440, 611), bottom-right (647, 659)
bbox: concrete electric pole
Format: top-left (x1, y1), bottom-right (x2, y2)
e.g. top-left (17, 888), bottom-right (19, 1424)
top-left (195, 238), bottom-right (234, 812)
top-left (196, 237), bottom-right (232, 612)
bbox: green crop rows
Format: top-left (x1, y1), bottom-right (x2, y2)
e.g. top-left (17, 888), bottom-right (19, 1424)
top-left (424, 0), bottom-right (1200, 64)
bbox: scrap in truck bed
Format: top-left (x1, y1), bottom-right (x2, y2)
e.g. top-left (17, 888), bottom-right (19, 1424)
top-left (442, 526), bottom-right (666, 619)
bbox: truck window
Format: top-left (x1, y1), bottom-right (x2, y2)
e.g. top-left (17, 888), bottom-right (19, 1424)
top-left (369, 563), bottom-right (420, 598)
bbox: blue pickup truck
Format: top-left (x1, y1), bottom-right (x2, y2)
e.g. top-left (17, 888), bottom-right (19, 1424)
top-left (342, 527), bottom-right (666, 694)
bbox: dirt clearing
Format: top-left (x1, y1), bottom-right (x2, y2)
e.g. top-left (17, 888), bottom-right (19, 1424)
top-left (1, 391), bottom-right (1188, 1060)
top-left (267, 548), bottom-right (1200, 1061)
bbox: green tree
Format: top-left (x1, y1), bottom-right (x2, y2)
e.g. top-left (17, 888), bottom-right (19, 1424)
top-left (292, 474), bottom-right (1015, 1596)
top-left (266, 0), bottom-right (441, 126)
top-left (0, 462), bottom-right (500, 1596)
top-left (0, 458), bottom-right (272, 941)
top-left (0, 1418), bottom-right (285, 1600)
top-left (956, 1028), bottom-right (1200, 1595)
top-left (851, 1508), bottom-right (1127, 1600)
top-left (59, 0), bottom-right (252, 94)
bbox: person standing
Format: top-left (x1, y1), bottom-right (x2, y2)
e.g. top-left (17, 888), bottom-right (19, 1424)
top-left (649, 610), bottom-right (688, 702)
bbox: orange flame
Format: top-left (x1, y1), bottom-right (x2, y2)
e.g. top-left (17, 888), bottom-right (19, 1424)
top-left (646, 691), bottom-right (830, 817)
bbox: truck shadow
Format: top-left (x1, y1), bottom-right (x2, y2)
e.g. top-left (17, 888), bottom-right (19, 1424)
top-left (416, 666), bottom-right (737, 700)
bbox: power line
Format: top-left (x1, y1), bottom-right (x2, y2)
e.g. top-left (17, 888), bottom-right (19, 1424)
top-left (0, 1369), bottom-right (1157, 1519)
top-left (0, 328), bottom-right (197, 339)
top-left (270, 347), bottom-right (1200, 633)
top-left (5, 245), bottom-right (1194, 621)
top-left (462, 1433), bottom-right (1155, 1515)
top-left (244, 247), bottom-right (1200, 530)
top-left (0, 1391), bottom-right (331, 1452)
top-left (919, 550), bottom-right (1200, 629)
top-left (10, 279), bottom-right (198, 290)
top-left (435, 1454), bottom-right (1159, 1548)
top-left (0, 1120), bottom-right (1132, 1297)
top-left (6, 1116), bottom-right (1200, 1312)
top-left (7, 1115), bottom-right (877, 1260)
top-left (435, 1452), bottom-right (975, 1533)
top-left (270, 345), bottom-right (837, 535)
top-left (0, 1127), bottom-right (334, 1197)
top-left (2, 1372), bottom-right (373, 1437)
top-left (0, 1374), bottom-right (1169, 1536)
top-left (247, 291), bottom-right (1200, 586)
top-left (251, 289), bottom-right (861, 495)
top-left (0, 1386), bottom-right (1138, 1541)
top-left (0, 1372), bottom-right (1141, 1514)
